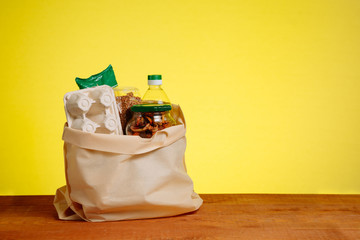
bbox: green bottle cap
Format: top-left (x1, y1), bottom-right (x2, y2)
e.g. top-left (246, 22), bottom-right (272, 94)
top-left (148, 75), bottom-right (162, 80)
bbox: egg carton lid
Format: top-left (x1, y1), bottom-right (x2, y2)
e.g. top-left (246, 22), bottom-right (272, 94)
top-left (63, 85), bottom-right (123, 135)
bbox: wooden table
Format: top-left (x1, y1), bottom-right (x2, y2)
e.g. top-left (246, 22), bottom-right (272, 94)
top-left (1, 194), bottom-right (359, 239)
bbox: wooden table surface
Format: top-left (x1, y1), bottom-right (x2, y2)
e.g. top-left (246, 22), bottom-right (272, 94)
top-left (1, 194), bottom-right (359, 239)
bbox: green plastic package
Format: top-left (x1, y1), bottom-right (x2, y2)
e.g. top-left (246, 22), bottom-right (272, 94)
top-left (75, 65), bottom-right (118, 89)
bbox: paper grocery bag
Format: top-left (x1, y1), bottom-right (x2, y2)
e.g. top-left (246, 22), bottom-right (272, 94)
top-left (54, 105), bottom-right (203, 222)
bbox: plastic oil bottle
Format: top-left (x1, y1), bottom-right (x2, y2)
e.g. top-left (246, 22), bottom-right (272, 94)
top-left (142, 75), bottom-right (171, 104)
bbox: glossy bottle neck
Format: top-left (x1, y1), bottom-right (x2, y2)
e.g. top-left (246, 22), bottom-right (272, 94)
top-left (148, 85), bottom-right (163, 90)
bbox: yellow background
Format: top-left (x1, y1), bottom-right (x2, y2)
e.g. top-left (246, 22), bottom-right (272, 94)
top-left (1, 0), bottom-right (359, 195)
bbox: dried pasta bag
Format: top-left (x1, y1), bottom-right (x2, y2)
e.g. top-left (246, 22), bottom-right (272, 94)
top-left (54, 105), bottom-right (203, 222)
top-left (75, 64), bottom-right (117, 89)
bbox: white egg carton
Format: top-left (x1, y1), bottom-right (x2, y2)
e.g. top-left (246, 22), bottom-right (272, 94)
top-left (64, 85), bottom-right (123, 135)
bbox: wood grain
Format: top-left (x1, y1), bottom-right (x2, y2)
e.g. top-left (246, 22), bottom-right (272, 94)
top-left (0, 194), bottom-right (359, 239)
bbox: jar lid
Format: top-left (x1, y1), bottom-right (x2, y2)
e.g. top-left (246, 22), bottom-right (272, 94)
top-left (131, 104), bottom-right (172, 112)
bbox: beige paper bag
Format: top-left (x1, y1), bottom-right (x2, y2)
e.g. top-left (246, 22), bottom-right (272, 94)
top-left (54, 105), bottom-right (203, 222)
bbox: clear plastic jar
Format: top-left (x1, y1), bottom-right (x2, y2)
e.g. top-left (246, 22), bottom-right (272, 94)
top-left (113, 87), bottom-right (142, 132)
top-left (126, 104), bottom-right (176, 138)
